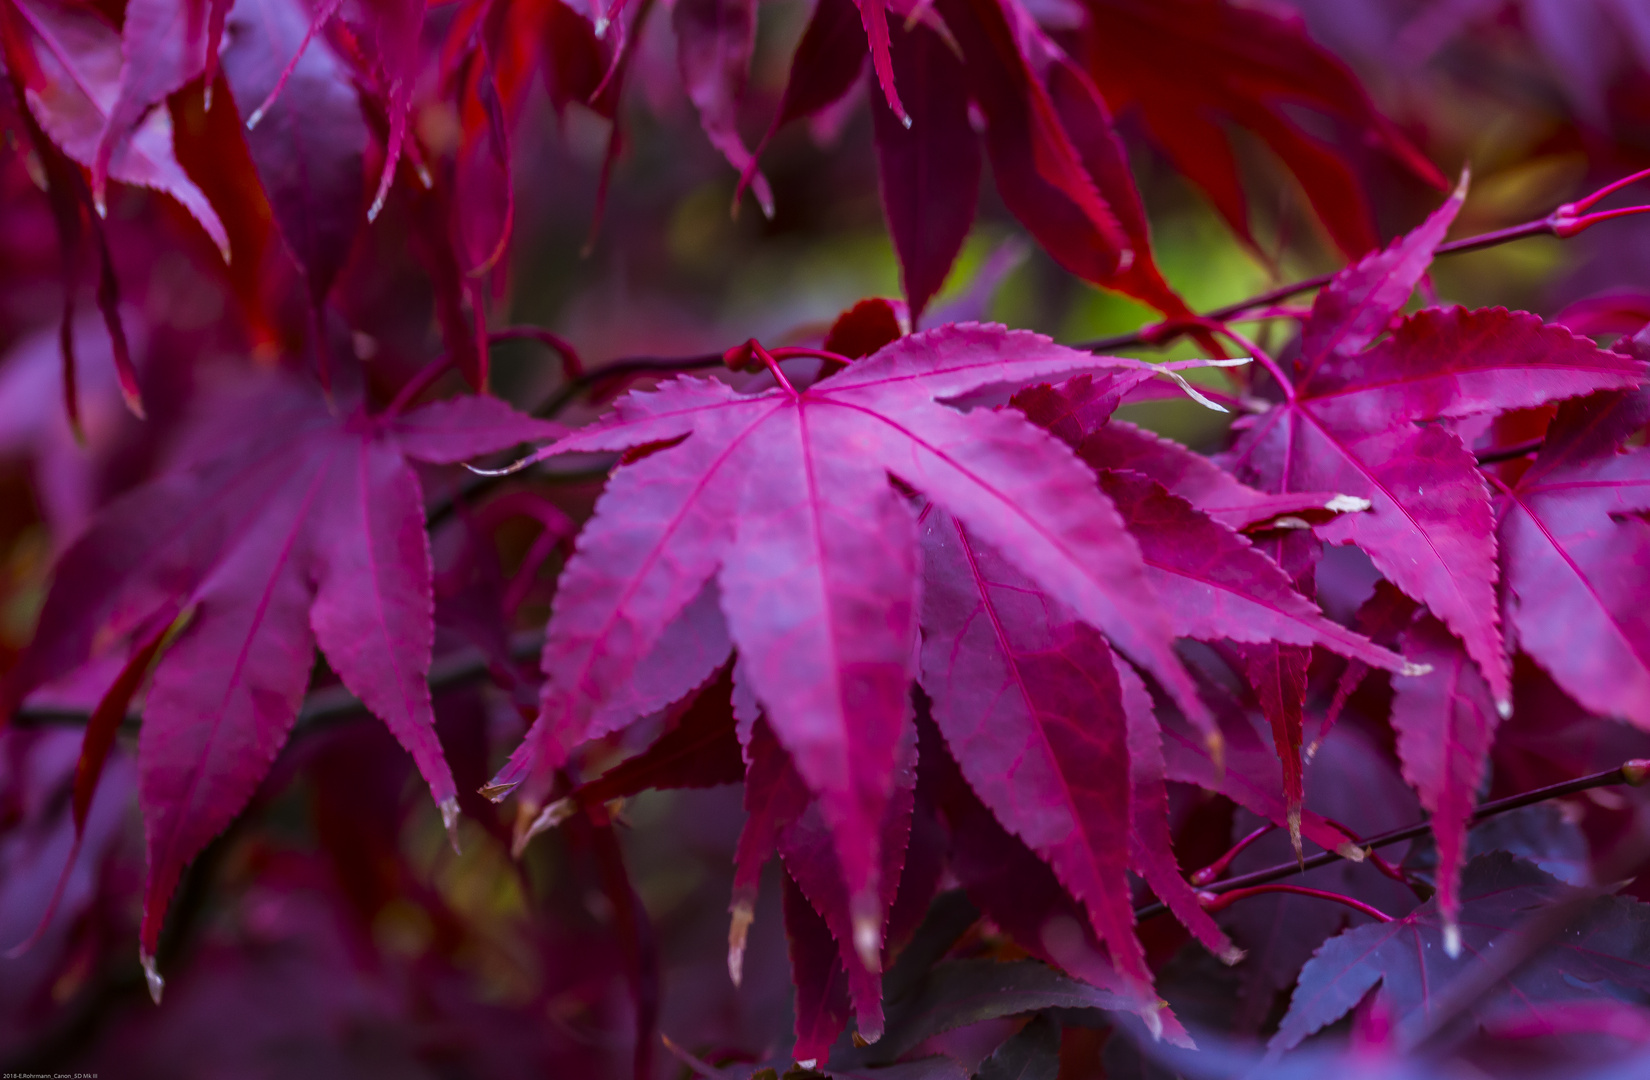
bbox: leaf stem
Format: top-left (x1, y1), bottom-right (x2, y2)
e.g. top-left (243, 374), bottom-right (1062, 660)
top-left (1197, 883), bottom-right (1394, 922)
top-left (1190, 824), bottom-right (1275, 886)
top-left (1135, 759), bottom-right (1650, 922)
top-left (747, 340), bottom-right (797, 395)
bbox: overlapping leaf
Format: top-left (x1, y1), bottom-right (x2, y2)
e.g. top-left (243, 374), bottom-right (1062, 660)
top-left (1, 380), bottom-right (558, 988)
top-left (1228, 183), bottom-right (1644, 714)
top-left (1273, 853), bottom-right (1650, 1052)
top-left (498, 323), bottom-right (1228, 973)
top-left (4, 0), bottom-right (228, 256)
top-left (1075, 0), bottom-right (1446, 257)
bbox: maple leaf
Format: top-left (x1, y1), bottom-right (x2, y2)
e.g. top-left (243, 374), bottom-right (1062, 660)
top-left (220, 0), bottom-right (368, 309)
top-left (1498, 388), bottom-right (1650, 731)
top-left (1, 380), bottom-right (559, 992)
top-left (766, 0), bottom-right (1190, 321)
top-left (1228, 182), bottom-right (1646, 714)
top-left (3, 0), bottom-right (228, 258)
top-left (93, 0), bottom-right (227, 210)
top-left (498, 323), bottom-right (1227, 970)
top-left (675, 0), bottom-right (774, 218)
top-left (1389, 614), bottom-right (1502, 958)
top-left (1076, 0), bottom-right (1446, 257)
top-left (1273, 853), bottom-right (1650, 1052)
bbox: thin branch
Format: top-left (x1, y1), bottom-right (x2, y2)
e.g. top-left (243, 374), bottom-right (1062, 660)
top-left (1134, 759), bottom-right (1650, 922)
top-left (1198, 883), bottom-right (1394, 923)
top-left (1075, 201), bottom-right (1626, 356)
top-left (1476, 437), bottom-right (1546, 466)
top-left (11, 631), bottom-right (545, 735)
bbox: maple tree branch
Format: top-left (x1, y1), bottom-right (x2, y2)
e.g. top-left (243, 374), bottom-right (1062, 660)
top-left (532, 351), bottom-right (726, 419)
top-left (1075, 200), bottom-right (1637, 356)
top-left (1134, 759), bottom-right (1650, 922)
top-left (1475, 437), bottom-right (1546, 466)
top-left (10, 631), bottom-right (545, 735)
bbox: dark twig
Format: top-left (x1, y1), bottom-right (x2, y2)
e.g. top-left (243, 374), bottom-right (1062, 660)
top-left (11, 631), bottom-right (544, 735)
top-left (1075, 193), bottom-right (1638, 355)
top-left (1475, 437), bottom-right (1546, 466)
top-left (1135, 760), bottom-right (1650, 922)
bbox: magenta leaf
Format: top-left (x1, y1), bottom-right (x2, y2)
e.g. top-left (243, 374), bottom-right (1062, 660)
top-left (785, 867), bottom-right (854, 1065)
top-left (920, 507), bottom-right (1151, 992)
top-left (1080, 0), bottom-right (1447, 258)
top-left (870, 20), bottom-right (980, 319)
top-left (1390, 616), bottom-right (1503, 955)
top-left (95, 0), bottom-right (225, 208)
top-left (221, 0), bottom-right (367, 304)
top-left (1500, 389), bottom-right (1650, 729)
top-left (4, 380), bottom-right (559, 977)
top-left (11, 0), bottom-right (229, 257)
top-left (1298, 170), bottom-right (1467, 369)
top-left (674, 0), bottom-right (773, 217)
top-left (505, 324), bottom-right (1215, 965)
top-left (778, 725), bottom-right (917, 1039)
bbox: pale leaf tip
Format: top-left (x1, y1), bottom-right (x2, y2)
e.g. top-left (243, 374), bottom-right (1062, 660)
top-left (141, 951), bottom-right (165, 1005)
top-left (1337, 842), bottom-right (1366, 863)
top-left (1158, 367), bottom-right (1229, 412)
top-left (852, 912), bottom-right (882, 973)
top-left (464, 451), bottom-right (539, 477)
top-left (900, 113), bottom-right (913, 130)
top-left (1143, 1004), bottom-right (1164, 1042)
top-left (93, 194), bottom-right (108, 219)
top-left (1219, 945), bottom-right (1247, 966)
top-left (246, 106), bottom-right (266, 131)
top-left (1287, 807), bottom-right (1304, 866)
top-left (203, 85), bottom-right (213, 114)
top-left (1324, 494), bottom-right (1372, 513)
top-left (416, 163), bottom-right (433, 190)
top-left (367, 191), bottom-right (387, 224)
top-left (796, 1060), bottom-right (818, 1071)
top-left (440, 796), bottom-right (462, 855)
top-left (1271, 516), bottom-right (1311, 530)
top-left (1443, 922), bottom-right (1462, 959)
top-left (1497, 698), bottom-right (1513, 720)
top-left (512, 797), bottom-right (574, 858)
top-left (1401, 661), bottom-right (1434, 678)
top-left (727, 900), bottom-right (755, 986)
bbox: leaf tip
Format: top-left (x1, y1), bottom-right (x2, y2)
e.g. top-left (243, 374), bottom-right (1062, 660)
top-left (440, 796), bottom-right (462, 855)
top-left (511, 797), bottom-right (574, 859)
top-left (464, 449), bottom-right (541, 477)
top-left (141, 951), bottom-right (164, 1005)
top-left (851, 905), bottom-right (882, 974)
top-left (1219, 945), bottom-right (1247, 966)
top-left (1323, 494), bottom-right (1372, 513)
top-left (1287, 807), bottom-right (1304, 867)
top-left (246, 106), bottom-right (266, 132)
top-left (1400, 661), bottom-right (1434, 678)
top-left (1143, 1004), bottom-right (1164, 1042)
top-left (1496, 698), bottom-right (1513, 720)
top-left (1443, 921), bottom-right (1462, 959)
top-left (727, 898), bottom-right (755, 987)
top-left (1337, 842), bottom-right (1366, 862)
